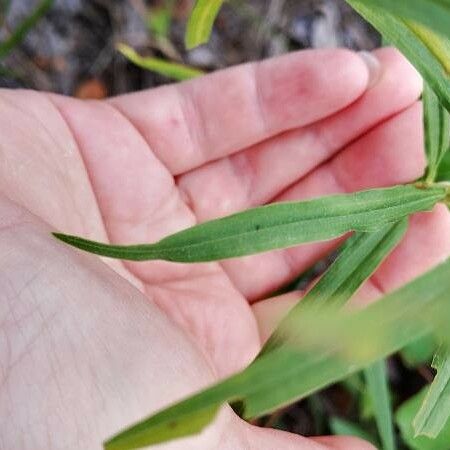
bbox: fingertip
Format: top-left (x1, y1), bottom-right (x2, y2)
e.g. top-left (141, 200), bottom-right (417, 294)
top-left (258, 48), bottom-right (371, 130)
top-left (373, 47), bottom-right (423, 102)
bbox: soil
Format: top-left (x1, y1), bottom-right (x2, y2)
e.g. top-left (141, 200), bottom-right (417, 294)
top-left (0, 0), bottom-right (380, 95)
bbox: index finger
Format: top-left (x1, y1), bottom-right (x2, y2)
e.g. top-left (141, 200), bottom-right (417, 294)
top-left (109, 49), bottom-right (373, 175)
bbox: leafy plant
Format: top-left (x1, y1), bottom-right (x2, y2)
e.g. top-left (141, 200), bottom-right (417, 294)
top-left (53, 1), bottom-right (450, 449)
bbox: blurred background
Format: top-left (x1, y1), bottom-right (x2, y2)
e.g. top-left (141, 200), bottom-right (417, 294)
top-left (1, 1), bottom-right (435, 448)
top-left (0, 0), bottom-right (380, 96)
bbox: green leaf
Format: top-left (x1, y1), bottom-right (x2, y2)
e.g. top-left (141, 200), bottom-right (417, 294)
top-left (413, 347), bottom-right (450, 438)
top-left (0, 0), bottom-right (53, 60)
top-left (54, 185), bottom-right (446, 263)
top-left (262, 219), bottom-right (408, 354)
top-left (424, 83), bottom-right (450, 181)
top-left (364, 360), bottom-right (396, 450)
top-left (104, 257), bottom-right (450, 449)
top-left (185, 0), bottom-right (224, 49)
top-left (401, 334), bottom-right (437, 368)
top-left (437, 150), bottom-right (450, 182)
top-left (396, 388), bottom-right (450, 450)
top-left (346, 1), bottom-right (450, 111)
top-left (330, 417), bottom-right (378, 446)
top-left (147, 2), bottom-right (173, 39)
top-left (348, 0), bottom-right (450, 42)
top-left (116, 43), bottom-right (204, 81)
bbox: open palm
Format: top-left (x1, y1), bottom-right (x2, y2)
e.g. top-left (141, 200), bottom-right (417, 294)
top-left (1, 48), bottom-right (449, 450)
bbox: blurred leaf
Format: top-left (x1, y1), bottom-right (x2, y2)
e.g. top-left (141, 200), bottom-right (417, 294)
top-left (347, 1), bottom-right (450, 111)
top-left (401, 334), bottom-right (437, 368)
top-left (185, 0), bottom-right (224, 49)
top-left (54, 185), bottom-right (446, 263)
top-left (396, 388), bottom-right (450, 450)
top-left (413, 347), bottom-right (450, 438)
top-left (262, 220), bottom-right (408, 354)
top-left (364, 360), bottom-right (396, 450)
top-left (424, 83), bottom-right (450, 181)
top-left (0, 0), bottom-right (53, 60)
top-left (104, 256), bottom-right (450, 449)
top-left (117, 43), bottom-right (203, 81)
top-left (330, 417), bottom-right (378, 446)
top-left (349, 0), bottom-right (450, 41)
top-left (147, 5), bottom-right (172, 39)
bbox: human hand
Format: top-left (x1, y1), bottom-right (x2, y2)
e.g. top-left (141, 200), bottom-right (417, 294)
top-left (1, 47), bottom-right (448, 450)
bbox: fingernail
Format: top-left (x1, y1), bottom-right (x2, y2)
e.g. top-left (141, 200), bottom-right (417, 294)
top-left (358, 51), bottom-right (382, 88)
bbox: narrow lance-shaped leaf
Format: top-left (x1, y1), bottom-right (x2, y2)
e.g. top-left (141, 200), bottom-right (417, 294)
top-left (346, 0), bottom-right (450, 111)
top-left (423, 83), bottom-right (450, 181)
top-left (104, 256), bottom-right (450, 450)
top-left (262, 222), bottom-right (405, 449)
top-left (396, 387), bottom-right (450, 450)
top-left (413, 346), bottom-right (450, 438)
top-left (262, 220), bottom-right (408, 354)
top-left (347, 0), bottom-right (450, 42)
top-left (116, 43), bottom-right (204, 81)
top-left (185, 0), bottom-right (224, 49)
top-left (105, 220), bottom-right (407, 449)
top-left (364, 360), bottom-right (396, 450)
top-left (54, 185), bottom-right (446, 263)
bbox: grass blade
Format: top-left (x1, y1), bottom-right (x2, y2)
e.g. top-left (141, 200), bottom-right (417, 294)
top-left (104, 257), bottom-right (450, 450)
top-left (413, 347), bottom-right (450, 437)
top-left (364, 360), bottom-right (396, 450)
top-left (424, 83), bottom-right (450, 181)
top-left (0, 0), bottom-right (53, 60)
top-left (54, 185), bottom-right (446, 263)
top-left (346, 0), bottom-right (450, 111)
top-left (348, 0), bottom-right (450, 41)
top-left (116, 43), bottom-right (204, 81)
top-left (185, 0), bottom-right (224, 49)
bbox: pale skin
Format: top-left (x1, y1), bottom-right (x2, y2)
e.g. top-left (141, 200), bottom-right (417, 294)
top-left (1, 47), bottom-right (450, 450)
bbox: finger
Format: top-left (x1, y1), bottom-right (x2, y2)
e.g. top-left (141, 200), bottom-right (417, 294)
top-left (50, 93), bottom-right (203, 285)
top-left (109, 49), bottom-right (372, 175)
top-left (312, 436), bottom-right (377, 450)
top-left (370, 204), bottom-right (450, 300)
top-left (222, 102), bottom-right (426, 300)
top-left (253, 206), bottom-right (450, 340)
top-left (178, 48), bottom-right (422, 220)
top-left (242, 421), bottom-right (376, 450)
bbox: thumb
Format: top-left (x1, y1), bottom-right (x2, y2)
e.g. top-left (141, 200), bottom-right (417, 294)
top-left (242, 421), bottom-right (377, 450)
